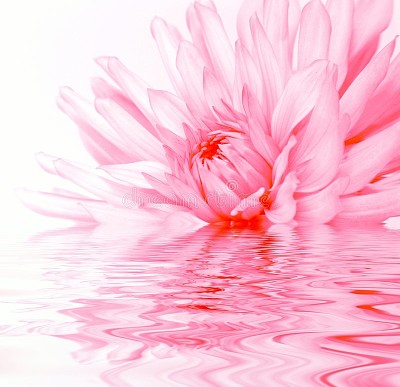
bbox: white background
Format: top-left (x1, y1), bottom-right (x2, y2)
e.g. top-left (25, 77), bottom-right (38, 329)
top-left (0, 0), bottom-right (399, 232)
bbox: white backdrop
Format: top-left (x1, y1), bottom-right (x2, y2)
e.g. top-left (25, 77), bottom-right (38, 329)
top-left (1, 0), bottom-right (399, 231)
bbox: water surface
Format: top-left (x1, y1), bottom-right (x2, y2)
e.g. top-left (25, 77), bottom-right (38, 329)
top-left (1, 223), bottom-right (400, 386)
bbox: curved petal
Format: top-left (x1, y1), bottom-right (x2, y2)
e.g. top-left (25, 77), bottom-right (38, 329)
top-left (266, 172), bottom-right (298, 224)
top-left (296, 177), bottom-right (348, 223)
top-left (339, 122), bottom-right (400, 195)
top-left (298, 0), bottom-right (331, 70)
top-left (336, 188), bottom-right (400, 223)
top-left (271, 60), bottom-right (330, 148)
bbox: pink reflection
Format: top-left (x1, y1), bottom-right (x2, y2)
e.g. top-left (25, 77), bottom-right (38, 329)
top-left (6, 223), bottom-right (400, 386)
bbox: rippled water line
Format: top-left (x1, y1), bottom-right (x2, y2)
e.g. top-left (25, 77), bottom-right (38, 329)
top-left (1, 224), bottom-right (400, 386)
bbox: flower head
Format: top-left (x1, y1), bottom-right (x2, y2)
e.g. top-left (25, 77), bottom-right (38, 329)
top-left (20, 0), bottom-right (400, 224)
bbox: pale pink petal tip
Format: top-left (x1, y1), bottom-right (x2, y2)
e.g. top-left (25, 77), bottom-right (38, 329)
top-left (22, 0), bottom-right (400, 225)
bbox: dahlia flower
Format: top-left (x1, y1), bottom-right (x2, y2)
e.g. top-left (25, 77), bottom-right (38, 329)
top-left (20, 0), bottom-right (400, 224)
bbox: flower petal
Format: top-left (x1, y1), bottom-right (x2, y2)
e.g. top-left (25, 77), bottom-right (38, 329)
top-left (96, 56), bottom-right (155, 124)
top-left (336, 188), bottom-right (400, 223)
top-left (296, 177), bottom-right (348, 223)
top-left (151, 17), bottom-right (185, 96)
top-left (271, 60), bottom-right (330, 148)
top-left (339, 122), bottom-right (400, 195)
top-left (342, 0), bottom-right (393, 91)
top-left (95, 98), bottom-right (166, 163)
top-left (250, 16), bottom-right (283, 121)
top-left (148, 89), bottom-right (194, 137)
top-left (292, 71), bottom-right (343, 193)
top-left (101, 161), bottom-right (170, 188)
top-left (176, 41), bottom-right (209, 115)
top-left (341, 39), bottom-right (396, 138)
top-left (194, 2), bottom-right (235, 92)
top-left (262, 0), bottom-right (291, 81)
top-left (326, 0), bottom-right (353, 87)
top-left (266, 172), bottom-right (298, 224)
top-left (298, 0), bottom-right (331, 70)
top-left (16, 188), bottom-right (97, 222)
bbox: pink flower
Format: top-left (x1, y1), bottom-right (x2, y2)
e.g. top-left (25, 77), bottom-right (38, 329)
top-left (20, 0), bottom-right (400, 224)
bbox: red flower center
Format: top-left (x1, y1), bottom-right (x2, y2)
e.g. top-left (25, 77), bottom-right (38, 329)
top-left (195, 133), bottom-right (229, 165)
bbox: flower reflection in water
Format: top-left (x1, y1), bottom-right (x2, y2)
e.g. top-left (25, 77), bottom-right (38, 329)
top-left (2, 222), bottom-right (400, 386)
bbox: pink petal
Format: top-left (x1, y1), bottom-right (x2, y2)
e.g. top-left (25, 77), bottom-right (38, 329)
top-left (57, 87), bottom-right (133, 163)
top-left (196, 170), bottom-right (240, 217)
top-left (91, 77), bottom-right (157, 138)
top-left (363, 171), bottom-right (400, 193)
top-left (234, 41), bottom-right (262, 108)
top-left (203, 68), bottom-right (232, 114)
top-left (250, 16), bottom-right (283, 121)
top-left (339, 122), bottom-right (400, 195)
top-left (350, 0), bottom-right (393, 58)
top-left (231, 187), bottom-right (264, 219)
top-left (298, 0), bottom-right (331, 70)
top-left (176, 41), bottom-right (209, 115)
top-left (341, 39), bottom-right (396, 139)
top-left (336, 188), bottom-right (400, 223)
top-left (151, 17), bottom-right (185, 96)
top-left (266, 172), bottom-right (298, 224)
top-left (262, 0), bottom-right (291, 80)
top-left (101, 161), bottom-right (170, 188)
top-left (95, 98), bottom-right (166, 163)
top-left (292, 72), bottom-right (343, 193)
top-left (342, 0), bottom-right (393, 91)
top-left (326, 0), bottom-right (354, 87)
top-left (148, 89), bottom-right (194, 137)
top-left (351, 52), bottom-right (400, 139)
top-left (271, 60), bottom-right (330, 148)
top-left (272, 136), bottom-right (297, 188)
top-left (296, 177), bottom-right (348, 223)
top-left (96, 56), bottom-right (155, 125)
top-left (164, 173), bottom-right (219, 222)
top-left (193, 2), bottom-right (235, 92)
top-left (237, 0), bottom-right (263, 50)
top-left (16, 188), bottom-right (97, 222)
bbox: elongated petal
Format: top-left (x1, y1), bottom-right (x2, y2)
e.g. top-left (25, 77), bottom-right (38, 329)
top-left (91, 77), bottom-right (157, 138)
top-left (151, 17), bottom-right (185, 96)
top-left (197, 169), bottom-right (241, 216)
top-left (271, 60), bottom-right (329, 148)
top-left (292, 72), bottom-right (343, 193)
top-left (237, 0), bottom-right (263, 49)
top-left (336, 188), bottom-right (400, 223)
top-left (272, 136), bottom-right (297, 188)
top-left (339, 122), bottom-right (400, 195)
top-left (351, 52), bottom-right (400, 138)
top-left (342, 0), bottom-right (393, 90)
top-left (298, 0), bottom-right (331, 69)
top-left (262, 0), bottom-right (291, 81)
top-left (96, 56), bottom-right (155, 124)
top-left (341, 40), bottom-right (395, 138)
top-left (148, 89), bottom-right (193, 137)
top-left (58, 87), bottom-right (134, 162)
top-left (16, 188), bottom-right (97, 222)
top-left (250, 16), bottom-right (283, 120)
top-left (231, 187), bottom-right (264, 218)
top-left (266, 172), bottom-right (298, 223)
top-left (296, 178), bottom-right (348, 223)
top-left (176, 41), bottom-right (209, 115)
top-left (101, 161), bottom-right (170, 188)
top-left (95, 98), bottom-right (166, 163)
top-left (233, 41), bottom-right (262, 111)
top-left (164, 173), bottom-right (220, 222)
top-left (193, 2), bottom-right (235, 92)
top-left (326, 0), bottom-right (353, 87)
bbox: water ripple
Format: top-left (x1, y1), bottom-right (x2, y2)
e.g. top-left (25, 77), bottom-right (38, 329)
top-left (1, 223), bottom-right (400, 386)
